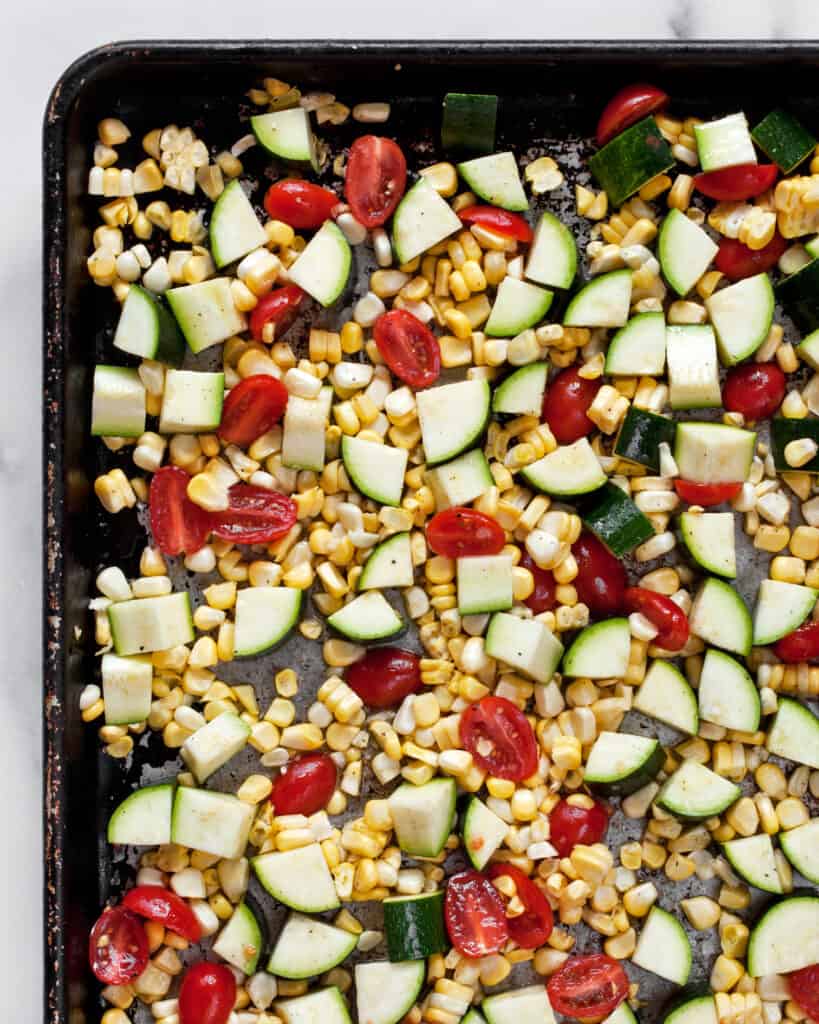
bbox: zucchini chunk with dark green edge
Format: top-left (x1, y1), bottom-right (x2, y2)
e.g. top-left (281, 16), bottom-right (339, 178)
top-left (752, 109), bottom-right (817, 174)
top-left (575, 482), bottom-right (655, 557)
top-left (584, 731), bottom-right (665, 795)
top-left (614, 406), bottom-right (676, 472)
top-left (441, 93), bottom-right (498, 155)
top-left (589, 116), bottom-right (675, 207)
top-left (776, 258), bottom-right (819, 333)
top-left (383, 891), bottom-right (447, 961)
top-left (771, 418), bottom-right (819, 473)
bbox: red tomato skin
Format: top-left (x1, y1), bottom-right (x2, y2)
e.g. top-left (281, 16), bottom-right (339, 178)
top-left (209, 485), bottom-right (297, 545)
top-left (547, 954), bottom-right (630, 1019)
top-left (486, 863), bottom-right (554, 948)
top-left (249, 285), bottom-right (305, 342)
top-left (179, 962), bottom-right (237, 1024)
top-left (694, 163), bottom-right (779, 201)
top-left (549, 799), bottom-right (610, 858)
top-left (624, 587), bottom-right (689, 652)
top-left (149, 466), bottom-right (213, 557)
top-left (345, 647), bottom-right (422, 708)
top-left (715, 234), bottom-right (788, 282)
top-left (519, 550), bottom-right (558, 614)
top-left (345, 136), bottom-right (407, 228)
top-left (674, 480), bottom-right (743, 506)
top-left (263, 180), bottom-right (338, 229)
top-left (460, 696), bottom-right (539, 781)
top-left (774, 621), bottom-right (819, 663)
top-left (218, 375), bottom-right (289, 447)
top-left (427, 507), bottom-right (506, 559)
top-left (373, 309), bottom-right (441, 388)
top-left (723, 363), bottom-right (787, 421)
top-left (445, 871), bottom-right (510, 958)
top-left (573, 532), bottom-right (627, 618)
top-left (458, 206), bottom-right (534, 242)
top-left (789, 965), bottom-right (819, 1023)
top-left (270, 753), bottom-right (338, 815)
top-left (122, 886), bottom-right (202, 943)
top-left (596, 84), bottom-right (669, 146)
top-left (88, 906), bottom-right (149, 985)
top-left (542, 367), bottom-right (601, 445)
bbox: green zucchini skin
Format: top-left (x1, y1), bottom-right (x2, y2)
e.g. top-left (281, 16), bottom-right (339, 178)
top-left (776, 259), bottom-right (819, 333)
top-left (441, 93), bottom-right (498, 155)
top-left (771, 418), bottom-right (819, 473)
top-left (383, 891), bottom-right (447, 962)
top-left (752, 109), bottom-right (817, 173)
top-left (589, 116), bottom-right (675, 207)
top-left (614, 406), bottom-right (676, 472)
top-left (576, 483), bottom-right (655, 557)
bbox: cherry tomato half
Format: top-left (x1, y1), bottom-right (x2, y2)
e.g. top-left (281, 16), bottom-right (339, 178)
top-left (573, 531), bottom-right (627, 618)
top-left (774, 621), bottom-right (819, 663)
top-left (674, 479), bottom-right (743, 506)
top-left (458, 205), bottom-right (533, 242)
top-left (249, 285), bottom-right (306, 342)
top-left (788, 964), bottom-right (819, 1023)
top-left (519, 550), bottom-right (557, 614)
top-left (270, 753), bottom-right (338, 815)
top-left (547, 954), bottom-right (629, 1020)
top-left (373, 308), bottom-right (441, 388)
top-left (218, 375), bottom-right (289, 447)
top-left (88, 906), bottom-right (149, 985)
top-left (427, 507), bottom-right (506, 559)
top-left (209, 484), bottom-right (297, 545)
top-left (596, 84), bottom-right (669, 146)
top-left (122, 886), bottom-right (202, 942)
top-left (723, 362), bottom-right (786, 421)
top-left (149, 466), bottom-right (212, 557)
top-left (624, 587), bottom-right (689, 652)
top-left (715, 233), bottom-right (788, 282)
top-left (345, 647), bottom-right (422, 708)
top-left (694, 163), bottom-right (779, 201)
top-left (445, 870), bottom-right (509, 958)
top-left (542, 366), bottom-right (601, 445)
top-left (460, 695), bottom-right (539, 781)
top-left (263, 179), bottom-right (339, 229)
top-left (179, 962), bottom-right (237, 1024)
top-left (486, 863), bottom-right (553, 948)
top-left (549, 798), bottom-right (610, 858)
top-left (345, 136), bottom-right (407, 228)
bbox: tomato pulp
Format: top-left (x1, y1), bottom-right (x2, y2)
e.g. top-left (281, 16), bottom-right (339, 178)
top-left (596, 84), bottom-right (669, 146)
top-left (542, 366), bottom-right (601, 445)
top-left (547, 954), bottom-right (630, 1020)
top-left (694, 163), bottom-right (779, 201)
top-left (458, 205), bottom-right (533, 242)
top-left (249, 285), bottom-right (306, 342)
top-left (549, 798), bottom-right (610, 857)
top-left (270, 753), bottom-right (338, 815)
top-left (715, 233), bottom-right (788, 281)
top-left (519, 550), bottom-right (558, 614)
top-left (427, 507), bottom-right (506, 559)
top-left (345, 647), bottom-right (422, 708)
top-left (149, 466), bottom-right (212, 557)
top-left (573, 532), bottom-right (627, 617)
top-left (723, 363), bottom-right (786, 421)
top-left (789, 965), bottom-right (819, 1023)
top-left (218, 374), bottom-right (289, 447)
top-left (486, 863), bottom-right (553, 948)
top-left (122, 886), bottom-right (202, 942)
top-left (460, 695), bottom-right (539, 781)
top-left (674, 480), bottom-right (743, 506)
top-left (444, 870), bottom-right (510, 958)
top-left (88, 906), bottom-right (149, 985)
top-left (624, 587), bottom-right (689, 651)
top-left (345, 135), bottom-right (407, 228)
top-left (263, 179), bottom-right (339, 229)
top-left (774, 621), bottom-right (819, 663)
top-left (209, 485), bottom-right (297, 545)
top-left (373, 308), bottom-right (441, 388)
top-left (179, 962), bottom-right (237, 1024)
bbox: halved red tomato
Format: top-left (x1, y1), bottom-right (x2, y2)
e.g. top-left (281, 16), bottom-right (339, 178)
top-left (674, 480), bottom-right (742, 506)
top-left (715, 233), bottom-right (788, 282)
top-left (149, 466), bottom-right (212, 557)
top-left (426, 507), bottom-right (505, 558)
top-left (263, 179), bottom-right (338, 229)
top-left (345, 136), bottom-right (407, 228)
top-left (445, 870), bottom-right (509, 958)
top-left (270, 753), bottom-right (338, 815)
top-left (345, 647), bottom-right (422, 708)
top-left (218, 375), bottom-right (288, 447)
top-left (459, 696), bottom-right (539, 781)
top-left (373, 308), bottom-right (441, 388)
top-left (249, 285), bottom-right (306, 342)
top-left (694, 163), bottom-right (779, 201)
top-left (88, 906), bottom-right (149, 985)
top-left (789, 964), bottom-right (819, 1023)
top-left (122, 886), bottom-right (202, 943)
top-left (542, 366), bottom-right (601, 445)
top-left (596, 84), bottom-right (669, 146)
top-left (209, 484), bottom-right (297, 544)
top-left (179, 962), bottom-right (237, 1024)
top-left (486, 863), bottom-right (553, 948)
top-left (547, 954), bottom-right (629, 1020)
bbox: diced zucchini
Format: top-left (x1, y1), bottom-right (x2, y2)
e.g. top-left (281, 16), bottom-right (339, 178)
top-left (747, 895), bottom-right (819, 976)
top-left (282, 394), bottom-right (328, 472)
top-left (680, 511), bottom-right (736, 578)
top-left (392, 178), bottom-right (462, 264)
top-left (253, 843), bottom-right (340, 912)
top-left (277, 988), bottom-right (352, 1024)
top-left (425, 448), bottom-right (493, 510)
top-left (576, 483), bottom-right (654, 557)
top-left (485, 278), bottom-right (553, 336)
top-left (563, 618), bottom-right (630, 679)
top-left (525, 212), bottom-right (577, 290)
top-left (327, 591), bottom-right (403, 642)
top-left (417, 379), bottom-right (491, 465)
top-left (355, 961), bottom-right (426, 1024)
top-left (484, 612), bottom-right (564, 684)
top-left (342, 435), bottom-right (408, 507)
top-left (563, 269), bottom-right (632, 328)
top-left (383, 891), bottom-right (447, 962)
top-left (658, 208), bottom-right (718, 297)
top-left (250, 108), bottom-right (318, 169)
top-left (723, 834), bottom-right (783, 894)
top-left (766, 697), bottom-right (819, 770)
top-left (492, 364), bottom-right (548, 417)
top-left (657, 761), bottom-right (741, 820)
top-left (605, 312), bottom-right (666, 376)
top-left (288, 221), bottom-right (351, 307)
top-left (388, 778), bottom-right (456, 858)
top-left (694, 113), bottom-right (756, 172)
top-left (171, 787), bottom-right (253, 859)
top-left (705, 273), bottom-right (774, 366)
top-left (233, 586), bottom-right (302, 656)
top-left (158, 369), bottom-right (225, 433)
top-left (589, 116), bottom-right (675, 207)
top-left (776, 258), bottom-right (819, 333)
top-left (101, 653), bottom-right (153, 725)
top-left (614, 406), bottom-right (676, 473)
top-left (631, 906), bottom-right (692, 985)
top-left (753, 579), bottom-right (818, 645)
top-left (752, 109), bottom-right (817, 173)
top-left (483, 986), bottom-right (557, 1024)
top-left (697, 649), bottom-right (760, 732)
top-left (113, 285), bottom-right (185, 366)
top-left (213, 902), bottom-right (263, 974)
top-left (107, 783), bottom-right (174, 846)
top-left (359, 533), bottom-right (415, 591)
top-left (457, 152), bottom-right (528, 212)
top-left (268, 912), bottom-right (358, 979)
top-left (779, 818), bottom-right (819, 885)
top-left (632, 659), bottom-right (699, 735)
top-left (462, 797), bottom-right (510, 870)
top-left (441, 93), bottom-right (498, 155)
top-left (457, 554), bottom-right (513, 615)
top-left (108, 592), bottom-right (194, 656)
top-left (181, 712), bottom-right (251, 783)
top-left (166, 278), bottom-right (246, 353)
top-left (521, 438), bottom-right (607, 497)
top-left (91, 365), bottom-right (146, 438)
top-left (667, 324), bottom-right (721, 409)
top-left (689, 577), bottom-right (752, 656)
top-left (584, 731), bottom-right (664, 795)
top-left (209, 179), bottom-right (268, 268)
top-left (674, 422), bottom-right (756, 484)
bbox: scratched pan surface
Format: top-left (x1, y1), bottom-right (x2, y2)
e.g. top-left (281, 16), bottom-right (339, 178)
top-left (44, 41), bottom-right (819, 1024)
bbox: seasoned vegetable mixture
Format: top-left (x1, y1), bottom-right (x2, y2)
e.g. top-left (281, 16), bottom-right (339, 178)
top-left (83, 77), bottom-right (819, 1024)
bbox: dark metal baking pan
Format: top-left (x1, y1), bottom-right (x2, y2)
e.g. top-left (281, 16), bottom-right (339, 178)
top-left (44, 40), bottom-right (819, 1024)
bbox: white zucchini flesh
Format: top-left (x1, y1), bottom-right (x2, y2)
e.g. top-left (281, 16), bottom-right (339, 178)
top-left (631, 906), bottom-right (692, 985)
top-left (747, 896), bottom-right (819, 976)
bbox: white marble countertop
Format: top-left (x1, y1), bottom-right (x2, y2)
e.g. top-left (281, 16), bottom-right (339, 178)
top-left (3, 0), bottom-right (818, 1006)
